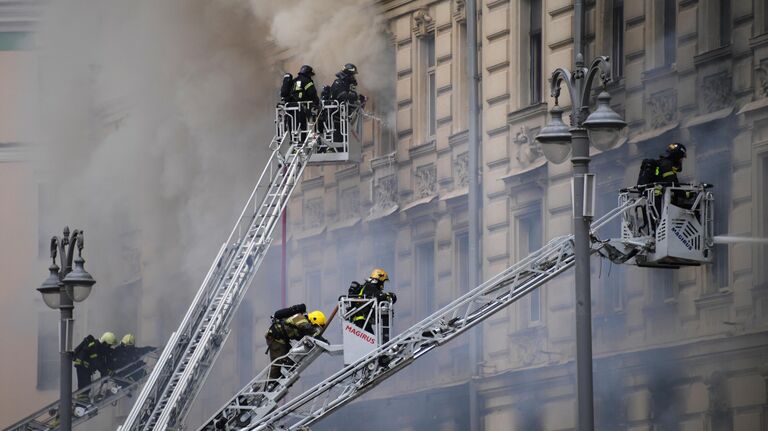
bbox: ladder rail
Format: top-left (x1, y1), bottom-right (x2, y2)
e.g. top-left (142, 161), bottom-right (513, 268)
top-left (120, 241), bottom-right (227, 430)
top-left (154, 132), bottom-right (315, 429)
top-left (120, 131), bottom-right (298, 431)
top-left (244, 200), bottom-right (637, 430)
top-left (248, 236), bottom-right (576, 430)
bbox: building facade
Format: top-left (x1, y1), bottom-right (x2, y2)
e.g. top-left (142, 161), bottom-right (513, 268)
top-left (278, 0), bottom-right (768, 430)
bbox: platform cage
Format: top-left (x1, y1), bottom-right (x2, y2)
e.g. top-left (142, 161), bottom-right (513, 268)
top-left (338, 296), bottom-right (393, 365)
top-left (274, 100), bottom-right (362, 164)
top-left (619, 183), bottom-right (714, 267)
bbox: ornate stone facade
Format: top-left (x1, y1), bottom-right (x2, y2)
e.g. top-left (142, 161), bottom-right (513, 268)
top-left (647, 90), bottom-right (678, 129)
top-left (414, 164), bottom-right (437, 198)
top-left (702, 72), bottom-right (733, 113)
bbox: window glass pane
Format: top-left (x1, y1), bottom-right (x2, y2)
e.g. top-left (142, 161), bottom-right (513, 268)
top-left (719, 0), bottom-right (731, 47)
top-left (612, 0), bottom-right (624, 79)
top-left (530, 34), bottom-right (542, 103)
top-left (530, 0), bottom-right (542, 32)
top-left (456, 232), bottom-right (470, 293)
top-left (664, 0), bottom-right (676, 65)
top-left (426, 35), bottom-right (435, 68)
top-left (428, 72), bottom-right (436, 136)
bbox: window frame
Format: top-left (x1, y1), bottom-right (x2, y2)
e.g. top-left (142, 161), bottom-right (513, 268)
top-left (415, 240), bottom-right (436, 315)
top-left (514, 204), bottom-right (544, 325)
top-left (528, 0), bottom-right (543, 104)
top-left (423, 32), bottom-right (437, 139)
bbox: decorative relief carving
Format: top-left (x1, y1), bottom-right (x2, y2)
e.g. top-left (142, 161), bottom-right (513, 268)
top-left (701, 73), bottom-right (733, 113)
top-left (372, 175), bottom-right (397, 212)
top-left (303, 198), bottom-right (324, 229)
top-left (415, 164), bottom-right (437, 198)
top-left (647, 90), bottom-right (677, 129)
top-left (453, 0), bottom-right (466, 23)
top-left (339, 187), bottom-right (360, 219)
top-left (454, 152), bottom-right (469, 188)
top-left (515, 333), bottom-right (545, 366)
top-left (513, 126), bottom-right (542, 166)
top-left (413, 9), bottom-right (434, 38)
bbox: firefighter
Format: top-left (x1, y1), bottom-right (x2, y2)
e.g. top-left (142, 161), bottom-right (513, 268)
top-left (287, 65), bottom-right (319, 143)
top-left (328, 64), bottom-right (366, 144)
top-left (657, 142), bottom-right (686, 188)
top-left (73, 332), bottom-right (116, 401)
top-left (330, 63), bottom-right (365, 108)
top-left (349, 268), bottom-right (397, 341)
top-left (113, 334), bottom-right (155, 381)
top-left (265, 305), bottom-right (326, 382)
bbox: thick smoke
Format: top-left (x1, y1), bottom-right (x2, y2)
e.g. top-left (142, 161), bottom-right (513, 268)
top-left (250, 0), bottom-right (393, 98)
top-left (32, 0), bottom-right (276, 340)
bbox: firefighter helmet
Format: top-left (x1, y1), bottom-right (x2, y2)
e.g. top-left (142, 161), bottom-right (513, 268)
top-left (666, 142), bottom-right (687, 160)
top-left (308, 310), bottom-right (327, 326)
top-left (369, 268), bottom-right (389, 283)
top-left (121, 333), bottom-right (136, 346)
top-left (343, 63), bottom-right (358, 75)
top-left (298, 65), bottom-right (315, 77)
top-left (100, 332), bottom-right (117, 346)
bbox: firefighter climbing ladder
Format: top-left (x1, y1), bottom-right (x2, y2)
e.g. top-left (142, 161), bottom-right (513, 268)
top-left (208, 199), bottom-right (641, 431)
top-left (118, 107), bottom-right (329, 431)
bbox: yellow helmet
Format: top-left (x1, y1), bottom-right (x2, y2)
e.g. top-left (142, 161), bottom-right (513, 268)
top-left (121, 334), bottom-right (135, 346)
top-left (307, 310), bottom-right (326, 327)
top-left (100, 332), bottom-right (117, 346)
top-left (369, 268), bottom-right (389, 283)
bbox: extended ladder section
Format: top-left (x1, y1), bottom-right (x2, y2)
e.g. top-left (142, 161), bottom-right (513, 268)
top-left (197, 338), bottom-right (341, 431)
top-left (231, 201), bottom-right (636, 431)
top-left (4, 353), bottom-right (157, 431)
top-left (119, 123), bottom-right (320, 431)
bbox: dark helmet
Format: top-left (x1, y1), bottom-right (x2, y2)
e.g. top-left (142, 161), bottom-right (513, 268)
top-left (343, 63), bottom-right (358, 75)
top-left (298, 65), bottom-right (315, 77)
top-left (666, 142), bottom-right (687, 160)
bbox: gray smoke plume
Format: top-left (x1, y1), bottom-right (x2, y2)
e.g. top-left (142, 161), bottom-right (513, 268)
top-left (1, 0), bottom-right (395, 426)
top-left (32, 0), bottom-right (276, 340)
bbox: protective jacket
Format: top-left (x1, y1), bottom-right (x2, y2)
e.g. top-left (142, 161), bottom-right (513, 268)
top-left (350, 278), bottom-right (396, 327)
top-left (656, 155), bottom-right (681, 187)
top-left (267, 313), bottom-right (319, 343)
top-left (112, 345), bottom-right (154, 370)
top-left (330, 72), bottom-right (360, 104)
top-left (73, 335), bottom-right (111, 374)
top-left (290, 73), bottom-right (319, 105)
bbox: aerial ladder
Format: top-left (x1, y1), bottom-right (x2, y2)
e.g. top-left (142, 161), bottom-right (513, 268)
top-left (117, 101), bottom-right (360, 431)
top-left (209, 183), bottom-right (715, 431)
top-left (3, 353), bottom-right (156, 431)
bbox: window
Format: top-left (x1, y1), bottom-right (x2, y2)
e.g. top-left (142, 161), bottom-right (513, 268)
top-left (663, 0), bottom-right (676, 66)
top-left (612, 0), bottom-right (625, 79)
top-left (456, 232), bottom-right (470, 294)
top-left (517, 208), bottom-right (543, 322)
top-left (529, 0), bottom-right (543, 104)
top-left (456, 21), bottom-right (469, 131)
top-left (764, 0), bottom-right (768, 35)
top-left (719, 0), bottom-right (732, 47)
top-left (424, 33), bottom-right (437, 137)
top-left (37, 312), bottom-right (58, 390)
top-left (415, 242), bottom-right (435, 314)
top-left (762, 155), bottom-right (768, 287)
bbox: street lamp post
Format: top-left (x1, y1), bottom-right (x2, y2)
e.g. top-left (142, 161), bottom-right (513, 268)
top-left (37, 227), bottom-right (96, 431)
top-left (535, 54), bottom-right (626, 431)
